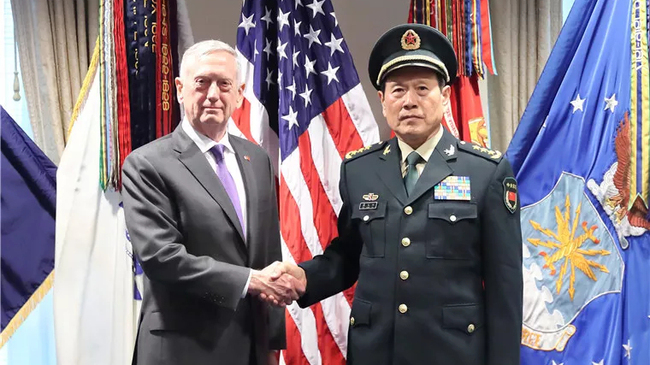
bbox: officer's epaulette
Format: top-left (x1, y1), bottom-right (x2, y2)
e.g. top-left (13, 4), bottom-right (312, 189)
top-left (343, 141), bottom-right (387, 162)
top-left (457, 140), bottom-right (503, 163)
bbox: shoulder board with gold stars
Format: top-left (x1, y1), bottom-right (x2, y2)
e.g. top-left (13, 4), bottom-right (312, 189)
top-left (343, 141), bottom-right (387, 162)
top-left (457, 140), bottom-right (503, 163)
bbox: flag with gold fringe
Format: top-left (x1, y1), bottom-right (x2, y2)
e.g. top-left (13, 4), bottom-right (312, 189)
top-left (0, 106), bottom-right (56, 361)
top-left (506, 0), bottom-right (649, 363)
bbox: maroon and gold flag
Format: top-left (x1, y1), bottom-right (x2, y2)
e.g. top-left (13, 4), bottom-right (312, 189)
top-left (408, 0), bottom-right (494, 148)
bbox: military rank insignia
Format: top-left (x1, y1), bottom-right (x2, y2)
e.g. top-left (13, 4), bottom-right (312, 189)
top-left (434, 176), bottom-right (471, 200)
top-left (503, 177), bottom-right (518, 213)
top-left (471, 144), bottom-right (502, 160)
top-left (443, 145), bottom-right (455, 156)
top-left (383, 145), bottom-right (391, 156)
top-left (363, 193), bottom-right (379, 201)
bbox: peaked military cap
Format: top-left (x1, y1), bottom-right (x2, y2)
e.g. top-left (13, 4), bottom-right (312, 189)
top-left (368, 23), bottom-right (458, 90)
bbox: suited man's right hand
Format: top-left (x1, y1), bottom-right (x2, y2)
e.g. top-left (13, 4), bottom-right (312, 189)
top-left (263, 262), bottom-right (307, 305)
top-left (248, 262), bottom-right (305, 306)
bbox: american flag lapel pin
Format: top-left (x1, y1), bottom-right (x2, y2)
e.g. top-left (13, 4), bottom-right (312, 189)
top-left (244, 155), bottom-right (251, 161)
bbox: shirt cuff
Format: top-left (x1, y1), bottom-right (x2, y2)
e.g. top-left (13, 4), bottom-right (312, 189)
top-left (242, 269), bottom-right (252, 298)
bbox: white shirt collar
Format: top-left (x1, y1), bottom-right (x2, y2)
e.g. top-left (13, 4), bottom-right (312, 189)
top-left (182, 118), bottom-right (234, 154)
top-left (397, 125), bottom-right (444, 163)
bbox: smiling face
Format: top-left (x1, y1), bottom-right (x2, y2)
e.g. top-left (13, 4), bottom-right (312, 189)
top-left (175, 50), bottom-right (243, 141)
top-left (378, 66), bottom-right (450, 149)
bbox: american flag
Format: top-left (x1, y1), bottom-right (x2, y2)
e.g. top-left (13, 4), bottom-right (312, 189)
top-left (230, 0), bottom-right (380, 364)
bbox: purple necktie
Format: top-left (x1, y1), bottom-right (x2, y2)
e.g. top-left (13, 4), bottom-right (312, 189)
top-left (210, 144), bottom-right (245, 235)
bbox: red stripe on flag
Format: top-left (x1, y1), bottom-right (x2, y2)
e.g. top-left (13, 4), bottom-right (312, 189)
top-left (232, 97), bottom-right (256, 144)
top-left (297, 132), bottom-right (339, 251)
top-left (282, 312), bottom-right (312, 365)
top-left (342, 284), bottom-right (356, 307)
top-left (321, 99), bottom-right (366, 158)
top-left (296, 131), bottom-right (356, 307)
top-left (278, 174), bottom-right (347, 364)
top-left (311, 303), bottom-right (346, 365)
top-left (278, 176), bottom-right (313, 264)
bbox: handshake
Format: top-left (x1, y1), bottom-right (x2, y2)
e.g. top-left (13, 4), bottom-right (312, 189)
top-left (247, 262), bottom-right (307, 306)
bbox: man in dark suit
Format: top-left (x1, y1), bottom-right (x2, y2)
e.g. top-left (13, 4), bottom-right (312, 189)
top-left (272, 24), bottom-right (523, 365)
top-left (122, 40), bottom-right (302, 365)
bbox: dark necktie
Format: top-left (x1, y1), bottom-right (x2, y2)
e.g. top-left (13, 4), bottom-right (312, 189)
top-left (404, 151), bottom-right (424, 196)
top-left (210, 144), bottom-right (245, 234)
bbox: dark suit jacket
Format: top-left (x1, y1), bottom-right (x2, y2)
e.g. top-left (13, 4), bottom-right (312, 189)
top-left (122, 126), bottom-right (285, 365)
top-left (298, 130), bottom-right (523, 365)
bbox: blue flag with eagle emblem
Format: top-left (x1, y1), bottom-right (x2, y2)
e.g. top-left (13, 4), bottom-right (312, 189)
top-left (506, 0), bottom-right (650, 364)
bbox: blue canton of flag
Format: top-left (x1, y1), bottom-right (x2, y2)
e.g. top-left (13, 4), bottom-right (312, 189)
top-left (506, 0), bottom-right (650, 364)
top-left (237, 0), bottom-right (362, 160)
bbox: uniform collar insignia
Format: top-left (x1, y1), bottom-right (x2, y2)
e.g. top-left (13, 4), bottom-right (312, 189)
top-left (363, 193), bottom-right (379, 201)
top-left (383, 145), bottom-right (391, 156)
top-left (444, 145), bottom-right (455, 156)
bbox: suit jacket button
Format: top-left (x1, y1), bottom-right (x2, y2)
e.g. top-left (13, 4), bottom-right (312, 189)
top-left (449, 214), bottom-right (457, 222)
top-left (363, 215), bottom-right (370, 222)
top-left (399, 271), bottom-right (409, 280)
top-left (467, 324), bottom-right (476, 333)
top-left (398, 304), bottom-right (408, 314)
top-left (401, 237), bottom-right (411, 247)
top-left (403, 206), bottom-right (413, 215)
top-left (350, 317), bottom-right (355, 326)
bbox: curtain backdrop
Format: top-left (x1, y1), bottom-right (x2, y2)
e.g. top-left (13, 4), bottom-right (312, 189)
top-left (487, 0), bottom-right (563, 151)
top-left (11, 0), bottom-right (97, 163)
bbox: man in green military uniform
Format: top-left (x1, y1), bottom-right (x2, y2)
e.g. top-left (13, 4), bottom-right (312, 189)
top-left (271, 23), bottom-right (522, 365)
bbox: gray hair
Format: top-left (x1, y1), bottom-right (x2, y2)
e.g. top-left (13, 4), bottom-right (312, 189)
top-left (179, 40), bottom-right (241, 85)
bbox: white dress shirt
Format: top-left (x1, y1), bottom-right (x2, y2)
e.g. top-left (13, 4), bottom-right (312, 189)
top-left (397, 125), bottom-right (444, 178)
top-left (182, 118), bottom-right (252, 297)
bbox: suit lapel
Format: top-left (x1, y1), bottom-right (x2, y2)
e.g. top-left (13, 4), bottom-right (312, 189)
top-left (230, 137), bottom-right (257, 245)
top-left (376, 138), bottom-right (408, 205)
top-left (174, 128), bottom-right (246, 243)
top-left (405, 130), bottom-right (457, 205)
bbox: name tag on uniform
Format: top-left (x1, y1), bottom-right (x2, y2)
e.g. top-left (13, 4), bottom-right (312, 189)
top-left (434, 176), bottom-right (471, 201)
top-left (359, 202), bottom-right (378, 210)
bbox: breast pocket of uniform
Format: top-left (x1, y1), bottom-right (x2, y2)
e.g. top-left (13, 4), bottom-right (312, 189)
top-left (427, 202), bottom-right (478, 259)
top-left (351, 201), bottom-right (387, 258)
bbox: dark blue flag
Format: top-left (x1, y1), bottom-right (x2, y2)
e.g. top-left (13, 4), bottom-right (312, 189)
top-left (0, 106), bottom-right (56, 344)
top-left (506, 0), bottom-right (650, 364)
